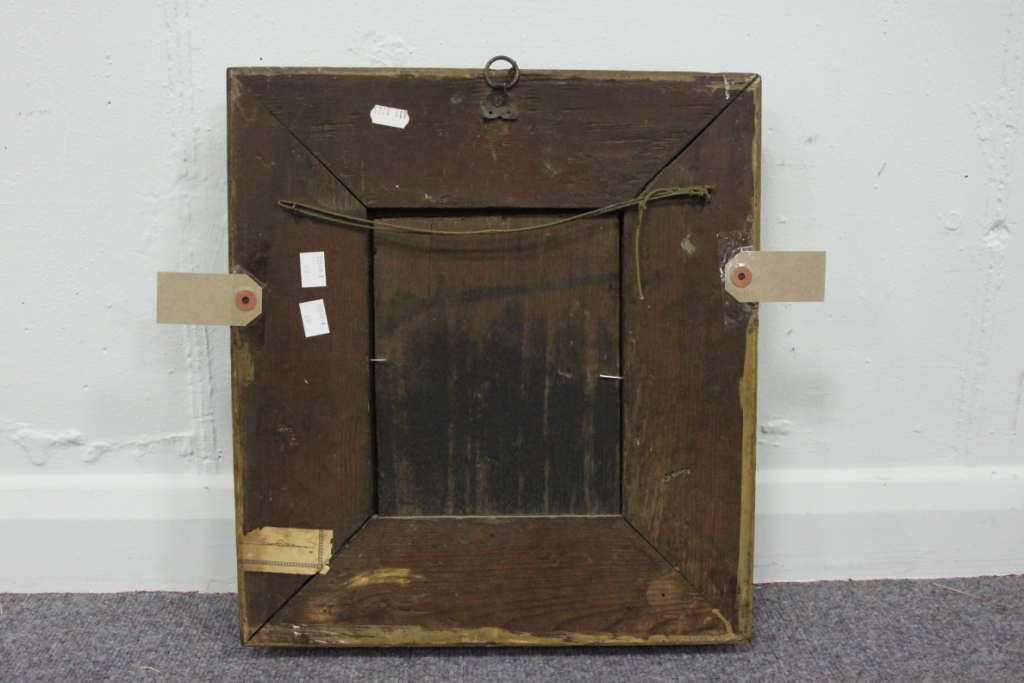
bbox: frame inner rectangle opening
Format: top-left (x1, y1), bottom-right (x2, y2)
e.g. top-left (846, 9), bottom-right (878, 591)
top-left (371, 210), bottom-right (622, 516)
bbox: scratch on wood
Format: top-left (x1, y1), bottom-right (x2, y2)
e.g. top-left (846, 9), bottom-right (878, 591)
top-left (343, 568), bottom-right (424, 589)
top-left (680, 233), bottom-right (697, 257)
top-left (661, 468), bottom-right (691, 484)
top-left (275, 424), bottom-right (298, 449)
top-left (236, 342), bottom-right (255, 386)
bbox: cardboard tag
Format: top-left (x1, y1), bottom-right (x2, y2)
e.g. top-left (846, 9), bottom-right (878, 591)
top-left (724, 251), bottom-right (826, 302)
top-left (239, 527), bottom-right (334, 575)
top-left (300, 251), bottom-right (327, 288)
top-left (156, 273), bottom-right (263, 326)
top-left (370, 104), bottom-right (410, 129)
top-left (299, 299), bottom-right (330, 337)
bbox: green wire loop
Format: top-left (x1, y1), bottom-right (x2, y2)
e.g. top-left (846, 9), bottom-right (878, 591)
top-left (278, 185), bottom-right (712, 299)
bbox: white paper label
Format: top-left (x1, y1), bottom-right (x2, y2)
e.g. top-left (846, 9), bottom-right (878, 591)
top-left (370, 104), bottom-right (410, 129)
top-left (300, 251), bottom-right (327, 288)
top-left (299, 299), bottom-right (330, 337)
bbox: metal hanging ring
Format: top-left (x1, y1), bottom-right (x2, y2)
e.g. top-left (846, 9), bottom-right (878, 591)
top-left (484, 56), bottom-right (520, 90)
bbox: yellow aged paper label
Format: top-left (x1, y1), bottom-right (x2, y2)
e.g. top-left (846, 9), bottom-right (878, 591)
top-left (239, 527), bottom-right (334, 575)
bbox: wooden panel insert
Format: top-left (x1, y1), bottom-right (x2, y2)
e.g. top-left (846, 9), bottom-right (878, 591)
top-left (373, 214), bottom-right (620, 516)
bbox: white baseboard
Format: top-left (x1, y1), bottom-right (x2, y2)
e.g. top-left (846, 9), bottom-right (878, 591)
top-left (1, 468), bottom-right (1021, 591)
top-left (753, 467), bottom-right (1024, 582)
top-left (0, 475), bottom-right (236, 592)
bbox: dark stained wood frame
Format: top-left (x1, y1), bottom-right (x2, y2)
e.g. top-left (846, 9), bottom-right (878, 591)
top-left (228, 67), bottom-right (761, 647)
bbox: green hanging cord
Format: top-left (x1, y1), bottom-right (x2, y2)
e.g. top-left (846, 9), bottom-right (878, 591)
top-left (634, 192), bottom-right (651, 301)
top-left (277, 185), bottom-right (712, 298)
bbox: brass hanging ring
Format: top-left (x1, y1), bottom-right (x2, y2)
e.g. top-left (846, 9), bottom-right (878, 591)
top-left (484, 56), bottom-right (520, 90)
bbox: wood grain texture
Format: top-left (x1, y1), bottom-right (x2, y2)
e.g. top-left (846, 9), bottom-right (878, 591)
top-left (734, 82), bottom-right (762, 640)
top-left (236, 69), bottom-right (755, 209)
top-left (373, 215), bottom-right (620, 515)
top-left (230, 67), bottom-right (762, 646)
top-left (253, 516), bottom-right (738, 646)
top-left (228, 73), bottom-right (375, 640)
top-left (622, 80), bottom-right (761, 631)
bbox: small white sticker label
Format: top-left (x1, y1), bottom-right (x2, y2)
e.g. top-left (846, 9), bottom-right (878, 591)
top-left (300, 251), bottom-right (327, 288)
top-left (370, 104), bottom-right (410, 129)
top-left (299, 299), bottom-right (330, 337)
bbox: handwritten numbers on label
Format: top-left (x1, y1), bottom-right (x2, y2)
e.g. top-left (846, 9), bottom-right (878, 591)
top-left (300, 251), bottom-right (327, 288)
top-left (370, 105), bottom-right (410, 129)
top-left (299, 299), bottom-right (330, 337)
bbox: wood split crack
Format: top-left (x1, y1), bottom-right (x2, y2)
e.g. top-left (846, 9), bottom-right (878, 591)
top-left (711, 608), bottom-right (734, 636)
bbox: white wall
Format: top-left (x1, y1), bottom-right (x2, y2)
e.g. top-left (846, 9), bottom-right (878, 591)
top-left (2, 1), bottom-right (1022, 591)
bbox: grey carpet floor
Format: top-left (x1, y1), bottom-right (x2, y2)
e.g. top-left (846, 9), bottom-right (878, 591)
top-left (2, 576), bottom-right (1023, 682)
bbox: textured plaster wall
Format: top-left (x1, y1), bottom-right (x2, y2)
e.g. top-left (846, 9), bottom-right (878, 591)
top-left (1, 1), bottom-right (1022, 589)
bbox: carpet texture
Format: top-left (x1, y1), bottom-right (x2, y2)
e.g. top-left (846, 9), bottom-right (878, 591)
top-left (2, 577), bottom-right (1022, 682)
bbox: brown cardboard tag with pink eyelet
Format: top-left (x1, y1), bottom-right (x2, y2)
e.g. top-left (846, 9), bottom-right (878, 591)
top-left (157, 273), bottom-right (263, 326)
top-left (723, 251), bottom-right (826, 303)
